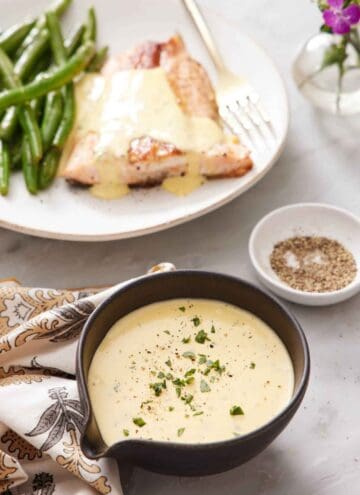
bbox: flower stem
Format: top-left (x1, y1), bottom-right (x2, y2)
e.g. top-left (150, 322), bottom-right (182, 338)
top-left (335, 65), bottom-right (344, 114)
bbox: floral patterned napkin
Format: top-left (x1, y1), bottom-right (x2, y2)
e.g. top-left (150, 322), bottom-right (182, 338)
top-left (0, 263), bottom-right (175, 495)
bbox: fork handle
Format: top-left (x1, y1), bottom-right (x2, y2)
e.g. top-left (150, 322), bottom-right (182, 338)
top-left (182, 0), bottom-right (226, 72)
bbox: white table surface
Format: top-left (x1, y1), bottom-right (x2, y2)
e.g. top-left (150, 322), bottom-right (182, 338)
top-left (1, 1), bottom-right (360, 494)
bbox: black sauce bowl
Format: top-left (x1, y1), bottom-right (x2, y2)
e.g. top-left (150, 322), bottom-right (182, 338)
top-left (77, 270), bottom-right (310, 477)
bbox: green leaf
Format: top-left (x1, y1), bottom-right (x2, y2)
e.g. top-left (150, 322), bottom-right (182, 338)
top-left (195, 329), bottom-right (210, 344)
top-left (230, 405), bottom-right (244, 416)
top-left (177, 427), bottom-right (185, 437)
top-left (250, 362), bottom-right (256, 369)
top-left (182, 336), bottom-right (191, 344)
top-left (200, 379), bottom-right (211, 393)
top-left (179, 306), bottom-right (186, 312)
top-left (133, 417), bottom-right (146, 427)
top-left (321, 43), bottom-right (347, 70)
top-left (123, 429), bottom-right (129, 437)
top-left (191, 316), bottom-right (201, 326)
top-left (198, 354), bottom-right (207, 364)
top-left (182, 351), bottom-right (196, 361)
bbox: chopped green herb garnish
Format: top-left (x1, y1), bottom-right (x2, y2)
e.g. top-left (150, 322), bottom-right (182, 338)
top-left (140, 400), bottom-right (152, 408)
top-left (211, 325), bottom-right (216, 334)
top-left (204, 359), bottom-right (226, 375)
top-left (185, 368), bottom-right (196, 377)
top-left (250, 362), bottom-right (256, 369)
top-left (182, 393), bottom-right (194, 405)
top-left (123, 429), bottom-right (129, 437)
top-left (169, 406), bottom-right (174, 412)
top-left (176, 387), bottom-right (181, 398)
top-left (193, 411), bottom-right (204, 416)
top-left (157, 371), bottom-right (165, 379)
top-left (200, 379), bottom-right (211, 393)
top-left (164, 330), bottom-right (171, 335)
top-left (198, 354), bottom-right (207, 365)
top-left (182, 336), bottom-right (191, 344)
top-left (166, 373), bottom-right (174, 380)
top-left (173, 378), bottom-right (185, 387)
top-left (191, 316), bottom-right (201, 327)
top-left (133, 417), bottom-right (146, 427)
top-left (149, 380), bottom-right (166, 396)
top-left (195, 329), bottom-right (210, 344)
top-left (182, 351), bottom-right (196, 361)
top-left (177, 427), bottom-right (185, 437)
top-left (230, 405), bottom-right (244, 416)
top-left (179, 306), bottom-right (186, 312)
top-left (185, 376), bottom-right (195, 385)
top-left (165, 359), bottom-right (172, 368)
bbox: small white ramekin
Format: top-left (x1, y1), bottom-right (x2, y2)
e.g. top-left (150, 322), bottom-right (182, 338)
top-left (249, 203), bottom-right (360, 306)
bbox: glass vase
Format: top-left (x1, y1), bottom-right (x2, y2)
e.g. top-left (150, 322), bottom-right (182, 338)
top-left (292, 32), bottom-right (360, 115)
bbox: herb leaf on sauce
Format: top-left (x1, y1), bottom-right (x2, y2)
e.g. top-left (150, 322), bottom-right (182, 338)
top-left (165, 359), bottom-right (172, 368)
top-left (191, 316), bottom-right (201, 327)
top-left (177, 427), bottom-right (185, 437)
top-left (182, 351), bottom-right (196, 361)
top-left (179, 306), bottom-right (186, 312)
top-left (250, 362), bottom-right (256, 369)
top-left (195, 330), bottom-right (210, 344)
top-left (198, 354), bottom-right (207, 364)
top-left (133, 417), bottom-right (146, 427)
top-left (123, 429), bottom-right (129, 437)
top-left (182, 336), bottom-right (191, 344)
top-left (200, 379), bottom-right (211, 393)
top-left (193, 411), bottom-right (204, 416)
top-left (211, 325), bottom-right (216, 334)
top-left (230, 405), bottom-right (244, 416)
top-left (150, 380), bottom-right (166, 396)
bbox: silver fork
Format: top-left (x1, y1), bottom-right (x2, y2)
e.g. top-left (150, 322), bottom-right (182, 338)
top-left (182, 0), bottom-right (273, 148)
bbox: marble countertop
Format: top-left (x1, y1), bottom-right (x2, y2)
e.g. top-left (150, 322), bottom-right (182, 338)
top-left (1, 1), bottom-right (360, 494)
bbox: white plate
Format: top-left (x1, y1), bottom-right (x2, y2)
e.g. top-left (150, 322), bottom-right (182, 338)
top-left (0, 0), bottom-right (289, 241)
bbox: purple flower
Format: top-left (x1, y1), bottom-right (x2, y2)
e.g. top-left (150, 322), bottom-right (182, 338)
top-left (323, 0), bottom-right (360, 34)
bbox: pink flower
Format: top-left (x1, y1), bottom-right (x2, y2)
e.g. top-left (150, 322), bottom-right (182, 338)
top-left (323, 0), bottom-right (360, 34)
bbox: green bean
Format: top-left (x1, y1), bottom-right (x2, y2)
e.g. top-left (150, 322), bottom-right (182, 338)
top-left (0, 41), bottom-right (95, 110)
top-left (65, 25), bottom-right (85, 57)
top-left (10, 136), bottom-right (22, 170)
top-left (53, 83), bottom-right (75, 148)
top-left (0, 107), bottom-right (18, 140)
top-left (0, 31), bottom-right (49, 142)
top-left (14, 0), bottom-right (72, 59)
top-left (15, 29), bottom-right (49, 82)
top-left (0, 139), bottom-right (10, 195)
top-left (46, 12), bottom-right (67, 66)
top-left (41, 91), bottom-right (63, 151)
top-left (17, 104), bottom-right (42, 163)
top-left (83, 7), bottom-right (97, 43)
top-left (0, 20), bottom-right (35, 55)
top-left (38, 146), bottom-right (61, 189)
top-left (21, 136), bottom-right (37, 194)
top-left (0, 47), bottom-right (43, 162)
top-left (87, 46), bottom-right (109, 72)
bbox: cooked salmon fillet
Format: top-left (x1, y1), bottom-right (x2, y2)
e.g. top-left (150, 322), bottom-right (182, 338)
top-left (62, 35), bottom-right (253, 187)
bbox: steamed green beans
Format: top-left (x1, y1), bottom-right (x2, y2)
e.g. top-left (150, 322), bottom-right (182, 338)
top-left (14, 0), bottom-right (72, 59)
top-left (0, 139), bottom-right (10, 195)
top-left (0, 47), bottom-right (42, 165)
top-left (0, 2), bottom-right (101, 195)
top-left (0, 41), bottom-right (95, 111)
top-left (0, 20), bottom-right (35, 55)
top-left (21, 136), bottom-right (37, 194)
top-left (41, 91), bottom-right (63, 151)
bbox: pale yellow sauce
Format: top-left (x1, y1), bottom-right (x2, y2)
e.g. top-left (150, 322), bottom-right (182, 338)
top-left (61, 68), bottom-right (224, 199)
top-left (88, 299), bottom-right (294, 445)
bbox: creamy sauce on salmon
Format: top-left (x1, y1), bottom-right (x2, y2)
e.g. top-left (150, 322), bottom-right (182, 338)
top-left (61, 68), bottom-right (224, 199)
top-left (88, 299), bottom-right (294, 445)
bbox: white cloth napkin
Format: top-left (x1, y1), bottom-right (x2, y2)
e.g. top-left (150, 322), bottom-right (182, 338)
top-left (0, 263), bottom-right (175, 495)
